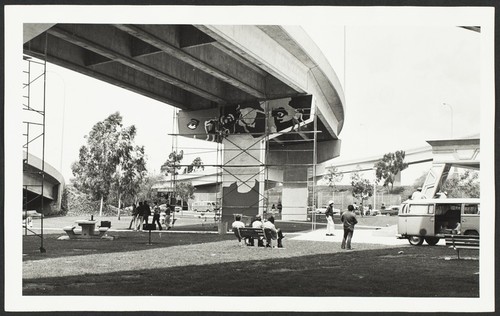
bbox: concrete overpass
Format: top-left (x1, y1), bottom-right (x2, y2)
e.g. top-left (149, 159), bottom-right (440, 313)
top-left (23, 152), bottom-right (65, 214)
top-left (24, 24), bottom-right (346, 222)
top-left (317, 145), bottom-right (434, 176)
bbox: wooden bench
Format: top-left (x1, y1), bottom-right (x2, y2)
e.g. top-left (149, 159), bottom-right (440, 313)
top-left (445, 234), bottom-right (479, 259)
top-left (233, 227), bottom-right (276, 248)
top-left (98, 227), bottom-right (110, 237)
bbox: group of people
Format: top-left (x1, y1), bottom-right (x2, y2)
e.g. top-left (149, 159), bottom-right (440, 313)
top-left (232, 214), bottom-right (285, 248)
top-left (411, 187), bottom-right (448, 200)
top-left (325, 200), bottom-right (358, 250)
top-left (127, 201), bottom-right (173, 231)
top-left (232, 201), bottom-right (360, 250)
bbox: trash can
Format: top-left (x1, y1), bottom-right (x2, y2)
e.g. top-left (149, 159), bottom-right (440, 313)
top-left (218, 221), bottom-right (228, 235)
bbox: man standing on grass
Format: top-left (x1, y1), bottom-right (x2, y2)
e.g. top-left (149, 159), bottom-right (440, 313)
top-left (165, 203), bottom-right (172, 230)
top-left (128, 203), bottom-right (138, 230)
top-left (135, 201), bottom-right (144, 231)
top-left (341, 205), bottom-right (358, 250)
top-left (143, 200), bottom-right (151, 226)
top-left (151, 201), bottom-right (162, 230)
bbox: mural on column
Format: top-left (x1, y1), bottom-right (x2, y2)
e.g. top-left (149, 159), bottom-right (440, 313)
top-left (177, 95), bottom-right (313, 223)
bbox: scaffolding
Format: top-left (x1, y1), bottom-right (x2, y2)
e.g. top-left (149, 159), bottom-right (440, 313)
top-left (22, 50), bottom-right (48, 252)
top-left (169, 99), bottom-right (320, 230)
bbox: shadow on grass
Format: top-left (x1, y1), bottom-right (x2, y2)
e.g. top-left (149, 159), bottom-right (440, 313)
top-left (23, 246), bottom-right (479, 297)
top-left (23, 232), bottom-right (235, 261)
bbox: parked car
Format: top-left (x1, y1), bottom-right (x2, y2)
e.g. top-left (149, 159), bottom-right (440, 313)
top-left (381, 205), bottom-right (400, 216)
top-left (308, 206), bottom-right (341, 221)
top-left (315, 207), bottom-right (341, 215)
top-left (371, 209), bottom-right (381, 216)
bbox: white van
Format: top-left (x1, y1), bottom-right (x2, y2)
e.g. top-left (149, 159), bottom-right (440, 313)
top-left (192, 201), bottom-right (216, 213)
top-left (397, 198), bottom-right (479, 246)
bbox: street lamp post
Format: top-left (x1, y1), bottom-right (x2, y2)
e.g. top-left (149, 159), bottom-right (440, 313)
top-left (442, 102), bottom-right (453, 138)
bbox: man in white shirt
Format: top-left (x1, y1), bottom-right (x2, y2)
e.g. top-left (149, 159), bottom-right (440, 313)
top-left (411, 187), bottom-right (425, 199)
top-left (232, 214), bottom-right (246, 246)
top-left (232, 214), bottom-right (246, 229)
top-left (263, 216), bottom-right (284, 248)
top-left (249, 215), bottom-right (264, 247)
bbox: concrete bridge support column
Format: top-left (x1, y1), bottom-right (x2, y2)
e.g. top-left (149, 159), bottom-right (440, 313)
top-left (268, 139), bottom-right (341, 221)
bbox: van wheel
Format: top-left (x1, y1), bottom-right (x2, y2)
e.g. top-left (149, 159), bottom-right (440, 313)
top-left (408, 236), bottom-right (424, 246)
top-left (424, 237), bottom-right (440, 246)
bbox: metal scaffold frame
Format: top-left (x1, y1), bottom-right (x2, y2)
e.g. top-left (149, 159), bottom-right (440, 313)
top-left (169, 101), bottom-right (319, 229)
top-left (22, 35), bottom-right (48, 253)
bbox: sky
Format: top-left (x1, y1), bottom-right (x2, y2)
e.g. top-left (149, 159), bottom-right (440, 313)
top-left (304, 25), bottom-right (481, 183)
top-left (37, 25), bottom-right (480, 185)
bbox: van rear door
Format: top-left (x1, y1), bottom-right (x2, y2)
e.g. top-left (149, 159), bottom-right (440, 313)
top-left (397, 204), bottom-right (408, 235)
top-left (405, 204), bottom-right (435, 236)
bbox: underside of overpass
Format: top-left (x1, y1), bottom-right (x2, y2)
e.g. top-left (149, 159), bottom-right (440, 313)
top-left (24, 24), bottom-right (346, 223)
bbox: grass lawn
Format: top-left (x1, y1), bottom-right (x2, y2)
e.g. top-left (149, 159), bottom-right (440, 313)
top-left (23, 231), bottom-right (479, 297)
top-left (32, 214), bottom-right (398, 234)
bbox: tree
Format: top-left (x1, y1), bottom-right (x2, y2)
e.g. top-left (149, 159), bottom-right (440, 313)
top-left (136, 173), bottom-right (166, 203)
top-left (323, 166), bottom-right (344, 189)
top-left (161, 150), bottom-right (184, 175)
top-left (186, 157), bottom-right (204, 174)
top-left (350, 172), bottom-right (373, 205)
top-left (71, 112), bottom-right (146, 216)
top-left (442, 170), bottom-right (480, 198)
top-left (111, 131), bottom-right (147, 209)
top-left (176, 181), bottom-right (196, 206)
top-left (374, 150), bottom-right (408, 192)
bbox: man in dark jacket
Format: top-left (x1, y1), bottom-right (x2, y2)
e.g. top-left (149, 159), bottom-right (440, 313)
top-left (341, 204), bottom-right (358, 250)
top-left (143, 201), bottom-right (151, 226)
top-left (136, 202), bottom-right (144, 231)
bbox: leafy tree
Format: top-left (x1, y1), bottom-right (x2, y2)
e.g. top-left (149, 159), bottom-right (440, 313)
top-left (442, 170), bottom-right (480, 198)
top-left (186, 157), bottom-right (204, 173)
top-left (161, 150), bottom-right (184, 175)
top-left (112, 137), bottom-right (147, 209)
top-left (71, 112), bottom-right (147, 215)
top-left (323, 166), bottom-right (344, 189)
top-left (350, 172), bottom-right (373, 205)
top-left (176, 181), bottom-right (196, 206)
top-left (374, 150), bottom-right (408, 192)
top-left (135, 173), bottom-right (166, 203)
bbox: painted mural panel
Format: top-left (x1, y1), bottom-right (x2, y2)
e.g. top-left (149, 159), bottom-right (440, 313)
top-left (177, 95), bottom-right (312, 142)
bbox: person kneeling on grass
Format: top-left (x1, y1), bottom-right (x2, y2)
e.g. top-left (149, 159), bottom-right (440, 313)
top-left (232, 215), bottom-right (246, 246)
top-left (263, 216), bottom-right (284, 248)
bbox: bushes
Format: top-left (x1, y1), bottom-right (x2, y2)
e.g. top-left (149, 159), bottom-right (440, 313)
top-left (65, 185), bottom-right (120, 217)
